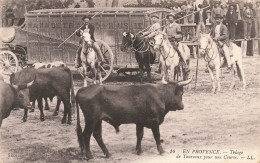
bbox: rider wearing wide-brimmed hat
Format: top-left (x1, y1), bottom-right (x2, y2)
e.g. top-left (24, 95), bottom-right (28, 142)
top-left (211, 14), bottom-right (232, 72)
top-left (141, 14), bottom-right (161, 63)
top-left (165, 14), bottom-right (189, 72)
top-left (74, 15), bottom-right (104, 68)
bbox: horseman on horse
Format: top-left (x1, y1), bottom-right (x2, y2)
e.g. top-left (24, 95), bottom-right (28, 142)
top-left (211, 14), bottom-right (232, 72)
top-left (75, 15), bottom-right (104, 68)
top-left (165, 14), bottom-right (190, 73)
top-left (140, 14), bottom-right (161, 64)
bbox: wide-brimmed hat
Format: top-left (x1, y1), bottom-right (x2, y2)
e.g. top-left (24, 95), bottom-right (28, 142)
top-left (151, 14), bottom-right (159, 19)
top-left (229, 4), bottom-right (237, 10)
top-left (82, 15), bottom-right (92, 20)
top-left (214, 14), bottom-right (223, 19)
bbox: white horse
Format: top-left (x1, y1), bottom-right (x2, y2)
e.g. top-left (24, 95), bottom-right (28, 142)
top-left (80, 30), bottom-right (102, 87)
top-left (199, 33), bottom-right (246, 92)
top-left (153, 31), bottom-right (190, 84)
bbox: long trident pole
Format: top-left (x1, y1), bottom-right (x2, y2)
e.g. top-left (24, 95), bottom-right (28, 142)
top-left (137, 5), bottom-right (210, 34)
top-left (58, 11), bottom-right (103, 48)
top-left (136, 7), bottom-right (190, 35)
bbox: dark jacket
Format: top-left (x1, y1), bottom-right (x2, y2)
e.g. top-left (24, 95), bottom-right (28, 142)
top-left (226, 10), bottom-right (238, 25)
top-left (194, 9), bottom-right (207, 25)
top-left (211, 23), bottom-right (230, 46)
top-left (76, 23), bottom-right (96, 42)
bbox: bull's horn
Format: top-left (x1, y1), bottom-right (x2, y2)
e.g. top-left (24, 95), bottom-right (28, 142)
top-left (177, 76), bottom-right (193, 87)
top-left (26, 75), bottom-right (36, 88)
top-left (12, 84), bottom-right (19, 89)
top-left (26, 80), bottom-right (34, 88)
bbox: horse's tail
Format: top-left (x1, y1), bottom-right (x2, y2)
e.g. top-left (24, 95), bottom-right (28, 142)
top-left (236, 62), bottom-right (242, 81)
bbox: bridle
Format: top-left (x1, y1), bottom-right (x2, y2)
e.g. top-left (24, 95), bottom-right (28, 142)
top-left (155, 35), bottom-right (174, 61)
top-left (123, 33), bottom-right (149, 53)
top-left (200, 37), bottom-right (217, 64)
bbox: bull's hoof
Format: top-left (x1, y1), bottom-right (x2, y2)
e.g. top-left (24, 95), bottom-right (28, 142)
top-left (52, 111), bottom-right (59, 116)
top-left (61, 119), bottom-right (66, 124)
top-left (40, 117), bottom-right (45, 121)
top-left (22, 118), bottom-right (27, 122)
top-left (86, 154), bottom-right (94, 160)
top-left (105, 152), bottom-right (111, 158)
top-left (158, 146), bottom-right (165, 155)
top-left (45, 106), bottom-right (50, 110)
top-left (67, 120), bottom-right (72, 125)
top-left (136, 149), bottom-right (142, 155)
top-left (29, 109), bottom-right (34, 113)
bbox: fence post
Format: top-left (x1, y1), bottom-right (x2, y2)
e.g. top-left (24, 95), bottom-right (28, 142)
top-left (241, 40), bottom-right (247, 57)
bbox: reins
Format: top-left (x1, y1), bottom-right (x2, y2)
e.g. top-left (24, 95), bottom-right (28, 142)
top-left (131, 35), bottom-right (150, 53)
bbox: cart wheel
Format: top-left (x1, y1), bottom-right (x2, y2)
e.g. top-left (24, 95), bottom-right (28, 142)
top-left (83, 39), bottom-right (114, 82)
top-left (0, 51), bottom-right (19, 75)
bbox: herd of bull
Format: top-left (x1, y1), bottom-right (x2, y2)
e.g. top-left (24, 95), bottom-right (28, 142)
top-left (0, 61), bottom-right (192, 160)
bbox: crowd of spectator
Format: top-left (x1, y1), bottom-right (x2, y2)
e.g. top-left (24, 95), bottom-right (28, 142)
top-left (2, 0), bottom-right (260, 40)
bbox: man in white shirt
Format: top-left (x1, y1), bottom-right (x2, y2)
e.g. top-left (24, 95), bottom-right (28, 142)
top-left (142, 14), bottom-right (161, 63)
top-left (165, 14), bottom-right (189, 72)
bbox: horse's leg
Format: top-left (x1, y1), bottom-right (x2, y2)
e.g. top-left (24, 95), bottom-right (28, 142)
top-left (90, 62), bottom-right (97, 84)
top-left (81, 53), bottom-right (88, 87)
top-left (169, 65), bottom-right (175, 82)
top-left (145, 62), bottom-right (152, 83)
top-left (215, 67), bottom-right (221, 92)
top-left (207, 66), bottom-right (216, 93)
top-left (161, 63), bottom-right (168, 84)
top-left (237, 61), bottom-right (246, 90)
top-left (139, 62), bottom-right (144, 83)
top-left (229, 65), bottom-right (236, 90)
top-left (98, 64), bottom-right (103, 85)
top-left (82, 64), bottom-right (88, 87)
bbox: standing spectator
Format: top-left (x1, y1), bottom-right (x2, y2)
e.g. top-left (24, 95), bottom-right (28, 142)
top-left (74, 3), bottom-right (81, 8)
top-left (5, 7), bottom-right (14, 27)
top-left (243, 4), bottom-right (254, 39)
top-left (256, 1), bottom-right (260, 37)
top-left (226, 4), bottom-right (238, 40)
top-left (211, 2), bottom-right (225, 26)
top-left (195, 4), bottom-right (207, 37)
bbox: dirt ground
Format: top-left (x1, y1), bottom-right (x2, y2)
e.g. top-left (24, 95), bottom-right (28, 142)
top-left (0, 57), bottom-right (260, 163)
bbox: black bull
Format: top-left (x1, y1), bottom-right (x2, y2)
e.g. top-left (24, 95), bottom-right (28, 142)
top-left (0, 79), bottom-right (34, 127)
top-left (76, 77), bottom-right (192, 160)
top-left (10, 67), bottom-right (75, 124)
top-left (120, 32), bottom-right (155, 82)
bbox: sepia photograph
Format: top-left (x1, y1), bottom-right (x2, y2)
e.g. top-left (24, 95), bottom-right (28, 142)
top-left (0, 0), bottom-right (259, 162)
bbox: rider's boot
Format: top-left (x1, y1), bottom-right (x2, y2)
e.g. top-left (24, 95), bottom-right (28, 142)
top-left (93, 42), bottom-right (105, 63)
top-left (175, 46), bottom-right (190, 73)
top-left (75, 47), bottom-right (82, 68)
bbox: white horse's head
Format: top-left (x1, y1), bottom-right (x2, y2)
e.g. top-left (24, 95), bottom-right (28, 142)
top-left (81, 29), bottom-right (92, 46)
top-left (153, 31), bottom-right (167, 51)
top-left (199, 33), bottom-right (211, 55)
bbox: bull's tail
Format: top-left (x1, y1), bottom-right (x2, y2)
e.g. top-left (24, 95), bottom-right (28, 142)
top-left (70, 70), bottom-right (76, 106)
top-left (76, 100), bottom-right (84, 153)
top-left (236, 62), bottom-right (242, 81)
top-left (64, 68), bottom-right (76, 113)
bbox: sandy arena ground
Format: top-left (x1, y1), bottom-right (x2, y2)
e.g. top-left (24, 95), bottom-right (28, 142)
top-left (0, 57), bottom-right (259, 163)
